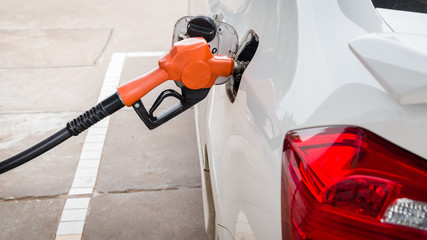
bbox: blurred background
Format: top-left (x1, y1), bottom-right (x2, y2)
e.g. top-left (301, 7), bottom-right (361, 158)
top-left (0, 0), bottom-right (210, 239)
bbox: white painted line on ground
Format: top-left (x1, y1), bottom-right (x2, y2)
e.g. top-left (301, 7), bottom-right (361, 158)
top-left (81, 142), bottom-right (104, 152)
top-left (64, 198), bottom-right (91, 209)
top-left (68, 187), bottom-right (93, 196)
top-left (60, 209), bottom-right (88, 222)
top-left (55, 235), bottom-right (81, 240)
top-left (77, 160), bottom-right (101, 169)
top-left (74, 168), bottom-right (99, 178)
top-left (57, 221), bottom-right (85, 235)
top-left (55, 51), bottom-right (165, 240)
top-left (55, 52), bottom-right (126, 239)
top-left (71, 177), bottom-right (97, 188)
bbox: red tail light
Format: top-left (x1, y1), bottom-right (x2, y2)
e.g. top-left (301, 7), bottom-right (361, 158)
top-left (281, 126), bottom-right (427, 240)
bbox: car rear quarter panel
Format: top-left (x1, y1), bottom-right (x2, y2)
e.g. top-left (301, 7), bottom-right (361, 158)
top-left (196, 0), bottom-right (427, 239)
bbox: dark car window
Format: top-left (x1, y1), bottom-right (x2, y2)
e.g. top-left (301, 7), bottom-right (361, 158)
top-left (372, 0), bottom-right (427, 14)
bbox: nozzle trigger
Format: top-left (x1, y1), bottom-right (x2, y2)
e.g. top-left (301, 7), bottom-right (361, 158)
top-left (132, 87), bottom-right (210, 130)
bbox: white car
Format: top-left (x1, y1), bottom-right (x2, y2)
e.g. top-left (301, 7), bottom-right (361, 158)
top-left (194, 0), bottom-right (427, 239)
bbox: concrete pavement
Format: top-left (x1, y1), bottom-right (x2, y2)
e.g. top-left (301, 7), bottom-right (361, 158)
top-left (0, 0), bottom-right (209, 239)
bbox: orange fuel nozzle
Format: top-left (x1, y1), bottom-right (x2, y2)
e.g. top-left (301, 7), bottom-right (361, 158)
top-left (117, 38), bottom-right (235, 107)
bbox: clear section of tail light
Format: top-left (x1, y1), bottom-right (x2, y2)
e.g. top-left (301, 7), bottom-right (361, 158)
top-left (382, 198), bottom-right (427, 230)
top-left (281, 126), bottom-right (427, 240)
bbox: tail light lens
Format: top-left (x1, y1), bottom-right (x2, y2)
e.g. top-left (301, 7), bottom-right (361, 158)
top-left (281, 126), bottom-right (427, 240)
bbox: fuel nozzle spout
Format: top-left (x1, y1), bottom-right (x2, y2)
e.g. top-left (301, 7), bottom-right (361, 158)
top-left (234, 61), bottom-right (250, 76)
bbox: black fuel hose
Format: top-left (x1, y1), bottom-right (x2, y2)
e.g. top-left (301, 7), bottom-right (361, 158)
top-left (0, 93), bottom-right (124, 174)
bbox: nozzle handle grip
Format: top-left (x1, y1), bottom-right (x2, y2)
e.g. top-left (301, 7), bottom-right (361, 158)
top-left (117, 68), bottom-right (169, 107)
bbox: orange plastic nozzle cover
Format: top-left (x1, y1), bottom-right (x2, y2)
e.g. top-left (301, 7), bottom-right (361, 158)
top-left (117, 68), bottom-right (169, 107)
top-left (117, 38), bottom-right (234, 106)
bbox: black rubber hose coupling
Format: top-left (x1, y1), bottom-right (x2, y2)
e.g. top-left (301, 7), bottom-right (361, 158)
top-left (67, 93), bottom-right (125, 136)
